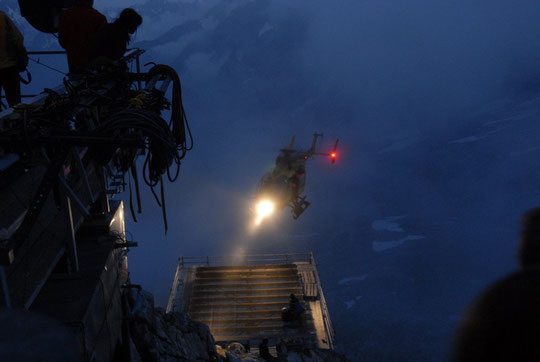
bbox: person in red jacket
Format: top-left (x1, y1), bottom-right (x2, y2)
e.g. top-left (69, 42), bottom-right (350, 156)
top-left (90, 8), bottom-right (142, 63)
top-left (58, 0), bottom-right (106, 73)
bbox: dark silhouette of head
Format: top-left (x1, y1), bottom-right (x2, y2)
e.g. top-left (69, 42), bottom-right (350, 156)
top-left (518, 207), bottom-right (540, 268)
top-left (262, 338), bottom-right (268, 345)
top-left (452, 270), bottom-right (540, 361)
top-left (73, 0), bottom-right (93, 6)
top-left (115, 8), bottom-right (142, 35)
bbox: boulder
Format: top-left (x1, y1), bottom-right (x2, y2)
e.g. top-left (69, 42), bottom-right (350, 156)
top-left (128, 289), bottom-right (222, 361)
top-left (226, 342), bottom-right (246, 355)
top-left (226, 351), bottom-right (243, 362)
top-left (287, 349), bottom-right (349, 362)
top-left (127, 289), bottom-right (347, 361)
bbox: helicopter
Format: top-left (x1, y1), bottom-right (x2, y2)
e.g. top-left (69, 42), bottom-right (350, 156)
top-left (254, 133), bottom-right (338, 223)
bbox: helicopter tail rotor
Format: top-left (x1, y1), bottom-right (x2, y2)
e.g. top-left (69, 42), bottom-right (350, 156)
top-left (330, 139), bottom-right (339, 164)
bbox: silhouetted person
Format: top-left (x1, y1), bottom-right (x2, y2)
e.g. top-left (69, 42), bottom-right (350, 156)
top-left (58, 0), bottom-right (106, 73)
top-left (276, 339), bottom-right (288, 361)
top-left (258, 338), bottom-right (274, 362)
top-left (282, 293), bottom-right (304, 322)
top-left (289, 293), bottom-right (304, 315)
top-left (90, 8), bottom-right (142, 63)
top-left (518, 207), bottom-right (540, 269)
top-left (452, 269), bottom-right (540, 362)
top-left (0, 11), bottom-right (28, 108)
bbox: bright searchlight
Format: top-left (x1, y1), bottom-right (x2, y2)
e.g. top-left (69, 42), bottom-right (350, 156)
top-left (255, 200), bottom-right (275, 224)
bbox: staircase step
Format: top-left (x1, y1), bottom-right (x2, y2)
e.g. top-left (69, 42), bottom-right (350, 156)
top-left (195, 270), bottom-right (298, 279)
top-left (212, 331), bottom-right (317, 343)
top-left (197, 264), bottom-right (297, 272)
top-left (189, 309), bottom-right (283, 319)
top-left (199, 317), bottom-right (284, 327)
top-left (192, 287), bottom-right (302, 298)
top-left (181, 261), bottom-right (324, 345)
top-left (209, 325), bottom-right (314, 335)
top-left (192, 281), bottom-right (301, 290)
top-left (194, 275), bottom-right (299, 283)
top-left (189, 301), bottom-right (285, 311)
top-left (190, 294), bottom-right (302, 304)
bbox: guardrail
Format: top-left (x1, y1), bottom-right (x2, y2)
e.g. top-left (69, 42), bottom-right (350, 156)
top-left (166, 259), bottom-right (184, 313)
top-left (1, 49), bottom-right (145, 109)
top-left (309, 252), bottom-right (335, 349)
top-left (182, 253), bottom-right (312, 266)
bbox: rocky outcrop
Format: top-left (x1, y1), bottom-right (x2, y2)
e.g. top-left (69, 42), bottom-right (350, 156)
top-left (128, 289), bottom-right (221, 361)
top-left (220, 342), bottom-right (349, 362)
top-left (286, 349), bottom-right (349, 362)
top-left (127, 289), bottom-right (347, 361)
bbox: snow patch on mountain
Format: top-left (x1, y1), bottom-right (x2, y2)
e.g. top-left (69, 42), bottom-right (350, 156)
top-left (510, 145), bottom-right (540, 156)
top-left (449, 136), bottom-right (485, 144)
top-left (371, 216), bottom-right (406, 232)
top-left (372, 235), bottom-right (426, 252)
top-left (258, 22), bottom-right (274, 37)
top-left (95, 0), bottom-right (147, 8)
top-left (339, 275), bottom-right (368, 285)
top-left (344, 296), bottom-right (362, 310)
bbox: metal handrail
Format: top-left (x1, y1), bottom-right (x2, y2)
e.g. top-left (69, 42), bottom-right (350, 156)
top-left (181, 253), bottom-right (313, 259)
top-left (1, 48), bottom-right (146, 110)
top-left (166, 259), bottom-right (183, 313)
top-left (310, 252), bottom-right (336, 348)
top-left (179, 253), bottom-right (313, 266)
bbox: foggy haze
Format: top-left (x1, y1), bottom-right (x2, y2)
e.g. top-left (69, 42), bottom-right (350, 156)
top-left (4, 0), bottom-right (540, 359)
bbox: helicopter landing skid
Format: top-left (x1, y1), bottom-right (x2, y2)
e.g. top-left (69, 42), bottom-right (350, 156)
top-left (291, 196), bottom-right (310, 219)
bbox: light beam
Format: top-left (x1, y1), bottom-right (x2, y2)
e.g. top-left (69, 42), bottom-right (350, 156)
top-left (255, 200), bottom-right (275, 225)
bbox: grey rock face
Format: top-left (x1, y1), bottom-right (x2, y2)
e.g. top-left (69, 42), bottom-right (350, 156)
top-left (226, 351), bottom-right (243, 362)
top-left (226, 342), bottom-right (246, 355)
top-left (129, 289), bottom-right (221, 361)
top-left (225, 347), bottom-right (349, 362)
top-left (127, 289), bottom-right (346, 361)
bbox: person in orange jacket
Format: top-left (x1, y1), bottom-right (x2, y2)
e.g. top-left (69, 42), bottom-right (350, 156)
top-left (58, 0), bottom-right (106, 73)
top-left (0, 11), bottom-right (28, 108)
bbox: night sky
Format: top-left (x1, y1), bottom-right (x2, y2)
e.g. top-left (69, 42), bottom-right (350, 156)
top-left (6, 0), bottom-right (540, 360)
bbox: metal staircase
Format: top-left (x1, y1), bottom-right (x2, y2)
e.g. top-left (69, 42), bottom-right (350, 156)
top-left (167, 254), bottom-right (335, 349)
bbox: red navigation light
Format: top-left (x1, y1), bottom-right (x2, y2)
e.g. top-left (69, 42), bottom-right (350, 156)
top-left (330, 139), bottom-right (339, 164)
top-left (330, 152), bottom-right (337, 164)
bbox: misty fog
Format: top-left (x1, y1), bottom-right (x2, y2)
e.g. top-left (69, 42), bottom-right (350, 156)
top-left (6, 0), bottom-right (540, 359)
